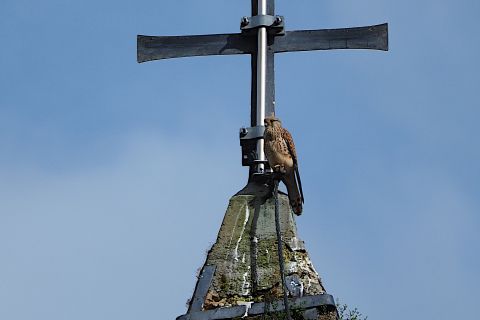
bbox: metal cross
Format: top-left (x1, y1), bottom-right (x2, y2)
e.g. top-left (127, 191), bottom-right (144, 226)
top-left (137, 0), bottom-right (388, 180)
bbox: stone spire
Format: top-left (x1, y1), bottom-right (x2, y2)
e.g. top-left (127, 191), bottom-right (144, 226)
top-left (177, 182), bottom-right (337, 320)
top-left (138, 1), bottom-right (388, 318)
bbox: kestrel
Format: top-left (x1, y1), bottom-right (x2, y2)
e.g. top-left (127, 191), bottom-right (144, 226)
top-left (264, 116), bottom-right (304, 215)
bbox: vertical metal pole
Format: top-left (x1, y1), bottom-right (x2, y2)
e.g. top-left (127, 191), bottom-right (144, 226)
top-left (256, 0), bottom-right (268, 174)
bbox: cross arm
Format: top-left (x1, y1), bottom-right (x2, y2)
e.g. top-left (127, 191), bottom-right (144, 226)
top-left (137, 33), bottom-right (255, 63)
top-left (273, 23), bottom-right (388, 53)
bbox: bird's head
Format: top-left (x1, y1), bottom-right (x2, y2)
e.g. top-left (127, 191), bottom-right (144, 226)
top-left (264, 115), bottom-right (281, 128)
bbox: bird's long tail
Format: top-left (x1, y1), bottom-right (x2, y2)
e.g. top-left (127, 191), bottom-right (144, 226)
top-left (283, 171), bottom-right (303, 215)
top-left (295, 165), bottom-right (304, 204)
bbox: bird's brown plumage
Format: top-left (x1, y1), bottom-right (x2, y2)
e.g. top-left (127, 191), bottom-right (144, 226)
top-left (264, 116), bottom-right (304, 215)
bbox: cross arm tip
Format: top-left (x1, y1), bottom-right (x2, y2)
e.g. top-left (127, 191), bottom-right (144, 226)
top-left (383, 23), bottom-right (389, 51)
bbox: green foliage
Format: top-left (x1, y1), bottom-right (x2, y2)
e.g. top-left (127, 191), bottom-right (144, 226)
top-left (336, 299), bottom-right (368, 320)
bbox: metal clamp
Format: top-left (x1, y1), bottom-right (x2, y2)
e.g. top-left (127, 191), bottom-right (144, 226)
top-left (239, 126), bottom-right (265, 140)
top-left (240, 15), bottom-right (285, 35)
top-left (240, 126), bottom-right (266, 167)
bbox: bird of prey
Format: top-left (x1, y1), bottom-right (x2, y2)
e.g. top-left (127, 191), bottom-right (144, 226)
top-left (264, 115), bottom-right (304, 215)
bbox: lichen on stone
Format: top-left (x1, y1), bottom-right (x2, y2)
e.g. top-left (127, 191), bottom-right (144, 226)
top-left (195, 193), bottom-right (330, 315)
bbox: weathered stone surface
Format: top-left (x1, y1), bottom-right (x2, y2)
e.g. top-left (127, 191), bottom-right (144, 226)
top-left (180, 183), bottom-right (337, 319)
top-left (205, 193), bottom-right (325, 304)
top-left (179, 294), bottom-right (337, 320)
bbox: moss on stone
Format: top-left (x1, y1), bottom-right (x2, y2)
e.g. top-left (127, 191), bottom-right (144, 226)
top-left (198, 192), bottom-right (330, 311)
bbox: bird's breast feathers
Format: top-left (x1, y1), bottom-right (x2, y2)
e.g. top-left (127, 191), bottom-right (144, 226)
top-left (265, 138), bottom-right (294, 168)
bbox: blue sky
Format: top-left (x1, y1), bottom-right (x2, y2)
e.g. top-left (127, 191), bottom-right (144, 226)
top-left (1, 0), bottom-right (479, 319)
